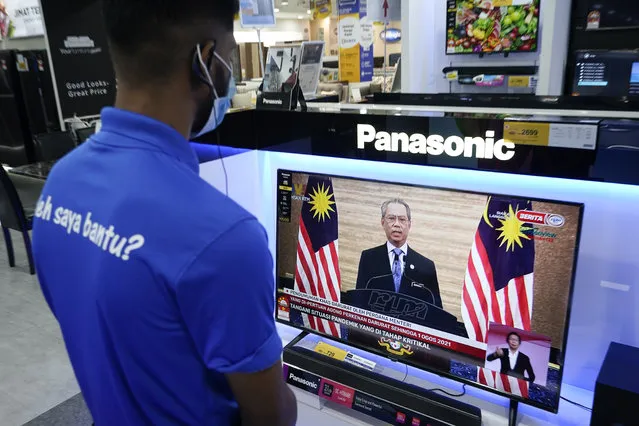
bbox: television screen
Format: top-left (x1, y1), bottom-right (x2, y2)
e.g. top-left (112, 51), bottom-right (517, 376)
top-left (572, 50), bottom-right (639, 97)
top-left (585, 0), bottom-right (639, 30)
top-left (446, 0), bottom-right (540, 54)
top-left (275, 170), bottom-right (582, 412)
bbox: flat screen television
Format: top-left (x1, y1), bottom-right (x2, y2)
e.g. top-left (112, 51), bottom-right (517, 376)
top-left (275, 169), bottom-right (583, 413)
top-left (585, 0), bottom-right (639, 30)
top-left (446, 0), bottom-right (540, 54)
top-left (572, 50), bottom-right (639, 97)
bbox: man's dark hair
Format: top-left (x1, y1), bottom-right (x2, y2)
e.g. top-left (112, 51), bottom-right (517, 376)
top-left (102, 0), bottom-right (239, 85)
top-left (507, 332), bottom-right (521, 343)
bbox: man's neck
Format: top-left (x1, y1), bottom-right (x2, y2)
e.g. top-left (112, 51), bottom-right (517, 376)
top-left (388, 241), bottom-right (407, 249)
top-left (115, 87), bottom-right (193, 139)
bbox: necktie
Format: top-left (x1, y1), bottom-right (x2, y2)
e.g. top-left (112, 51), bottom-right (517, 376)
top-left (392, 248), bottom-right (403, 292)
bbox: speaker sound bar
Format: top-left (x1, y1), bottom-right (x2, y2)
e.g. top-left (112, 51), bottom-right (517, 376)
top-left (283, 334), bottom-right (482, 426)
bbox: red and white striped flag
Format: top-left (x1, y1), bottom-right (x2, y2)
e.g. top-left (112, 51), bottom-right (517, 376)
top-left (294, 176), bottom-right (341, 337)
top-left (461, 197), bottom-right (535, 343)
top-left (478, 368), bottom-right (530, 398)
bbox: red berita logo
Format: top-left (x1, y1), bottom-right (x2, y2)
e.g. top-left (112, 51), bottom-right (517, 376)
top-left (516, 210), bottom-right (565, 227)
top-left (516, 210), bottom-right (547, 225)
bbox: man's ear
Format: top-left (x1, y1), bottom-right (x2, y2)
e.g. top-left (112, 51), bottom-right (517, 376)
top-left (192, 41), bottom-right (216, 86)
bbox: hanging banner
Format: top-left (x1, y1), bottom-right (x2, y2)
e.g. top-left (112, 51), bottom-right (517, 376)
top-left (311, 0), bottom-right (333, 19)
top-left (40, 0), bottom-right (116, 120)
top-left (338, 0), bottom-right (373, 83)
top-left (5, 0), bottom-right (44, 38)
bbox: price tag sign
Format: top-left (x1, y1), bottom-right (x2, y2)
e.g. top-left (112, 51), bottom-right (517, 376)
top-left (503, 122), bottom-right (550, 146)
top-left (315, 342), bottom-right (348, 362)
top-left (508, 76), bottom-right (532, 88)
top-left (445, 70), bottom-right (459, 81)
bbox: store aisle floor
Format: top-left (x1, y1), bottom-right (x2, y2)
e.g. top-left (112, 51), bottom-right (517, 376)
top-left (0, 230), bottom-right (81, 425)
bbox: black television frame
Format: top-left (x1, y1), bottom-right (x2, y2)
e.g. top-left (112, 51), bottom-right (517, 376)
top-left (445, 0), bottom-right (541, 56)
top-left (274, 167), bottom-right (584, 414)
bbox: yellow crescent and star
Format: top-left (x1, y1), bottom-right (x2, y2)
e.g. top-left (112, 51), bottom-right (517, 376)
top-left (482, 197), bottom-right (532, 252)
top-left (308, 182), bottom-right (336, 222)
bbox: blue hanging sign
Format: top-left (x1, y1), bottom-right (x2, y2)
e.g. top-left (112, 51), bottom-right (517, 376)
top-left (380, 28), bottom-right (401, 43)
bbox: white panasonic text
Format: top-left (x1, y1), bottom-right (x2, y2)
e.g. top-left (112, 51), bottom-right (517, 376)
top-left (356, 124), bottom-right (515, 161)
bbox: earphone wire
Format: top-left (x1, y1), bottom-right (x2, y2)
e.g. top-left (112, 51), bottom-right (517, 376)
top-left (196, 44), bottom-right (229, 197)
top-left (215, 131), bottom-right (229, 197)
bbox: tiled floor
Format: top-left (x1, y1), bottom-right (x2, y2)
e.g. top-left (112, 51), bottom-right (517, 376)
top-left (0, 229), bottom-right (82, 425)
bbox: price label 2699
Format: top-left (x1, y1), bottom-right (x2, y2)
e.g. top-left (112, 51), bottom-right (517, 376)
top-left (503, 122), bottom-right (550, 146)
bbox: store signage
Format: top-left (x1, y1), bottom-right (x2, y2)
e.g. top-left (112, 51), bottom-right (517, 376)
top-left (40, 0), bottom-right (116, 121)
top-left (338, 0), bottom-right (373, 83)
top-left (379, 28), bottom-right (401, 43)
top-left (356, 124), bottom-right (516, 161)
top-left (6, 0), bottom-right (44, 38)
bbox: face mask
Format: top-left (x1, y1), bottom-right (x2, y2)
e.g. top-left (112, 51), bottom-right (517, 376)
top-left (192, 45), bottom-right (236, 138)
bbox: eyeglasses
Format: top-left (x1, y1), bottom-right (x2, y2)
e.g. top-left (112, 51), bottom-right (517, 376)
top-left (385, 216), bottom-right (410, 225)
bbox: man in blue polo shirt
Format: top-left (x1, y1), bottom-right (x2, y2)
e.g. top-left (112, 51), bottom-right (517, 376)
top-left (31, 1), bottom-right (297, 425)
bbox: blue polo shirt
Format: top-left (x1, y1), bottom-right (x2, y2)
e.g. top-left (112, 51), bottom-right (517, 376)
top-left (32, 108), bottom-right (282, 425)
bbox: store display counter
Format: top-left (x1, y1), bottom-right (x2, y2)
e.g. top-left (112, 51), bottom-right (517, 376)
top-left (195, 100), bottom-right (639, 426)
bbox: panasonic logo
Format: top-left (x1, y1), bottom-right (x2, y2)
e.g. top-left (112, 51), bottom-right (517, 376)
top-left (263, 99), bottom-right (283, 105)
top-left (289, 373), bottom-right (318, 389)
top-left (357, 124), bottom-right (516, 161)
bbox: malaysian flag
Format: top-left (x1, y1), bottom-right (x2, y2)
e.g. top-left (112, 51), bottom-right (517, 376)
top-left (294, 176), bottom-right (341, 337)
top-left (461, 196), bottom-right (535, 396)
top-left (478, 368), bottom-right (529, 398)
top-left (461, 196), bottom-right (535, 342)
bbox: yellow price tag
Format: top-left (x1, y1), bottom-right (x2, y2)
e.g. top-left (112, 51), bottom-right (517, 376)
top-left (503, 122), bottom-right (550, 147)
top-left (278, 185), bottom-right (292, 191)
top-left (315, 342), bottom-right (348, 362)
top-left (508, 76), bottom-right (531, 88)
top-left (445, 70), bottom-right (458, 81)
top-left (493, 0), bottom-right (513, 6)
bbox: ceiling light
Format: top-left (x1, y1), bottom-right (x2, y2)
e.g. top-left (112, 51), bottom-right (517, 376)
top-left (307, 10), bottom-right (312, 14)
top-left (274, 8), bottom-right (280, 12)
top-left (281, 1), bottom-right (289, 5)
top-left (297, 15), bottom-right (304, 19)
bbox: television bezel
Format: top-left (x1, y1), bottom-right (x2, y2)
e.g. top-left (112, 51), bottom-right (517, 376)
top-left (445, 0), bottom-right (541, 56)
top-left (274, 167), bottom-right (584, 414)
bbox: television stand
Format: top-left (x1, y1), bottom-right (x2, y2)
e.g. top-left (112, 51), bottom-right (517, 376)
top-left (509, 399), bottom-right (519, 426)
top-left (282, 332), bottom-right (482, 426)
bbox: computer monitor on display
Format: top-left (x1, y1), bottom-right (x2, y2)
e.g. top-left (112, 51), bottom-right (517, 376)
top-left (572, 50), bottom-right (639, 97)
top-left (275, 170), bottom-right (583, 413)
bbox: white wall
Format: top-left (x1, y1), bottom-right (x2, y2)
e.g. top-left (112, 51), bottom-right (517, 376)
top-left (234, 18), bottom-right (310, 46)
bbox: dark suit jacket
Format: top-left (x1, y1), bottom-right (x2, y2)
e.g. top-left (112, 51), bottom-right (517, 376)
top-left (487, 349), bottom-right (536, 383)
top-left (354, 244), bottom-right (443, 309)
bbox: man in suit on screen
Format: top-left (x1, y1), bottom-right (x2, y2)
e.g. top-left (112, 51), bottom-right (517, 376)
top-left (487, 332), bottom-right (536, 383)
top-left (355, 199), bottom-right (443, 308)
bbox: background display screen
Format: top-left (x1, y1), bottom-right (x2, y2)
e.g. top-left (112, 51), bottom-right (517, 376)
top-left (275, 170), bottom-right (583, 412)
top-left (585, 0), bottom-right (639, 30)
top-left (446, 0), bottom-right (540, 54)
top-left (572, 50), bottom-right (639, 97)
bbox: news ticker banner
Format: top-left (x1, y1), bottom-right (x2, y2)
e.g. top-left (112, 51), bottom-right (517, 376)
top-left (503, 121), bottom-right (598, 150)
top-left (279, 288), bottom-right (486, 360)
top-left (283, 364), bottom-right (447, 426)
top-left (40, 0), bottom-right (116, 120)
top-left (338, 0), bottom-right (373, 83)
